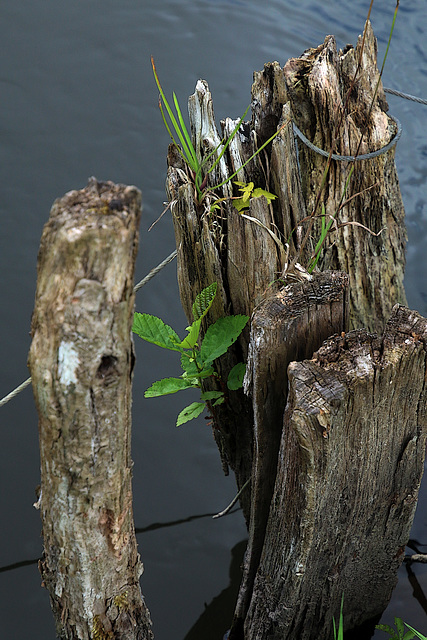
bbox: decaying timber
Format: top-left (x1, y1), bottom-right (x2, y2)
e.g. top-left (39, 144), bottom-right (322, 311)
top-left (164, 20), bottom-right (414, 640)
top-left (167, 67), bottom-right (306, 521)
top-left (241, 305), bottom-right (427, 639)
top-left (232, 271), bottom-right (349, 634)
top-left (28, 178), bottom-right (153, 640)
top-left (283, 22), bottom-right (407, 332)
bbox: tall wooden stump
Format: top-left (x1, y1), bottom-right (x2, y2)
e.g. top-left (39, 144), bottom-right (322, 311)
top-left (28, 178), bottom-right (153, 640)
top-left (164, 21), bottom-right (419, 640)
top-left (232, 272), bottom-right (349, 634)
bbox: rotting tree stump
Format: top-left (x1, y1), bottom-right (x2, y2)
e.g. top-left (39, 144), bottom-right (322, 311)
top-left (28, 178), bottom-right (153, 640)
top-left (240, 305), bottom-right (427, 640)
top-left (166, 21), bottom-right (406, 517)
top-left (164, 21), bottom-right (420, 640)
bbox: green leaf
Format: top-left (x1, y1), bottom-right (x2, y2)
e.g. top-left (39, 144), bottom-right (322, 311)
top-left (145, 377), bottom-right (195, 397)
top-left (133, 313), bottom-right (182, 352)
top-left (174, 318), bottom-right (202, 349)
top-left (232, 182), bottom-right (277, 212)
top-left (201, 315), bottom-right (248, 364)
top-left (213, 396), bottom-right (224, 406)
top-left (237, 181), bottom-right (254, 201)
top-left (173, 91), bottom-right (198, 168)
top-left (151, 56), bottom-right (199, 173)
top-left (252, 187), bottom-right (277, 205)
top-left (227, 362), bottom-right (246, 390)
top-left (395, 619), bottom-right (405, 637)
top-left (192, 282), bottom-right (217, 321)
top-left (376, 624), bottom-right (397, 636)
top-left (233, 197), bottom-right (249, 212)
top-left (404, 624), bottom-right (426, 640)
top-left (176, 401), bottom-right (206, 426)
top-left (200, 390), bottom-right (223, 401)
top-left (180, 352), bottom-right (214, 380)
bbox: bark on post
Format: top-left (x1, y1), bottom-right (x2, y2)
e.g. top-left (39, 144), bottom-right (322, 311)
top-left (242, 305), bottom-right (427, 639)
top-left (28, 178), bottom-right (153, 640)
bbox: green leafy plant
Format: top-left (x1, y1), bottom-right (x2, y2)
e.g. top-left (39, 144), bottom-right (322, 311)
top-left (232, 180), bottom-right (277, 212)
top-left (376, 618), bottom-right (427, 640)
top-left (132, 282), bottom-right (248, 426)
top-left (330, 598), bottom-right (426, 640)
top-left (152, 56), bottom-right (287, 204)
top-left (210, 180), bottom-right (277, 214)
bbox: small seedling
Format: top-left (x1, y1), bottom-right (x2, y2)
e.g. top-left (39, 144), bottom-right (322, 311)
top-left (210, 180), bottom-right (277, 214)
top-left (376, 617), bottom-right (427, 640)
top-left (332, 594), bottom-right (344, 640)
top-left (132, 283), bottom-right (248, 426)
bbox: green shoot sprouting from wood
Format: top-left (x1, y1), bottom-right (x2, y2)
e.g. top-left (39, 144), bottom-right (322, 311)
top-left (210, 181), bottom-right (277, 214)
top-left (151, 56), bottom-right (288, 205)
top-left (332, 594), bottom-right (344, 640)
top-left (132, 283), bottom-right (248, 426)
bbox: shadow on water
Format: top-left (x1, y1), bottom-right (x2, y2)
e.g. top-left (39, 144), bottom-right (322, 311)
top-left (183, 540), bottom-right (246, 640)
top-left (3, 523), bottom-right (427, 640)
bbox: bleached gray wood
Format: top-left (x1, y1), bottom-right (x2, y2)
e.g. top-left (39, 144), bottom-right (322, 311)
top-left (283, 22), bottom-right (407, 332)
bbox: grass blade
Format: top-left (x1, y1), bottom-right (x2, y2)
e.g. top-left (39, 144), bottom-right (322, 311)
top-left (207, 118), bottom-right (290, 192)
top-left (151, 56), bottom-right (198, 173)
top-left (201, 103), bottom-right (251, 174)
top-left (173, 91), bottom-right (198, 167)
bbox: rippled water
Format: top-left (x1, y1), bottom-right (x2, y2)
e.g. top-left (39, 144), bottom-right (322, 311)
top-left (1, 1), bottom-right (426, 638)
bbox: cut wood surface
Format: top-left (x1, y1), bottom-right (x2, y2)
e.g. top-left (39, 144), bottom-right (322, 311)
top-left (28, 178), bottom-right (153, 640)
top-left (243, 304), bottom-right (427, 640)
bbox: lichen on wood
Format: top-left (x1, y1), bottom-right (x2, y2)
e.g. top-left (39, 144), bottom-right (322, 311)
top-left (28, 178), bottom-right (153, 640)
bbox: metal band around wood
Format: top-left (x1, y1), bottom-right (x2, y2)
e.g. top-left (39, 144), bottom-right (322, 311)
top-left (293, 113), bottom-right (402, 162)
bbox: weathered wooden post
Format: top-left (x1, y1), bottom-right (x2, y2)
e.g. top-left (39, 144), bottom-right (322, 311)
top-left (241, 305), bottom-right (427, 639)
top-left (28, 178), bottom-right (153, 640)
top-left (165, 19), bottom-right (425, 640)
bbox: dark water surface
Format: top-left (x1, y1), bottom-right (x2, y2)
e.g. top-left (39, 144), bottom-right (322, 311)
top-left (1, 1), bottom-right (426, 638)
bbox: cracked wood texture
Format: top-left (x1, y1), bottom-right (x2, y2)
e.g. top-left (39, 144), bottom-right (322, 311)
top-left (167, 71), bottom-right (305, 524)
top-left (283, 21), bottom-right (407, 332)
top-left (165, 22), bottom-right (411, 638)
top-left (230, 271), bottom-right (348, 637)
top-left (28, 178), bottom-right (153, 640)
top-left (242, 305), bottom-right (427, 640)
